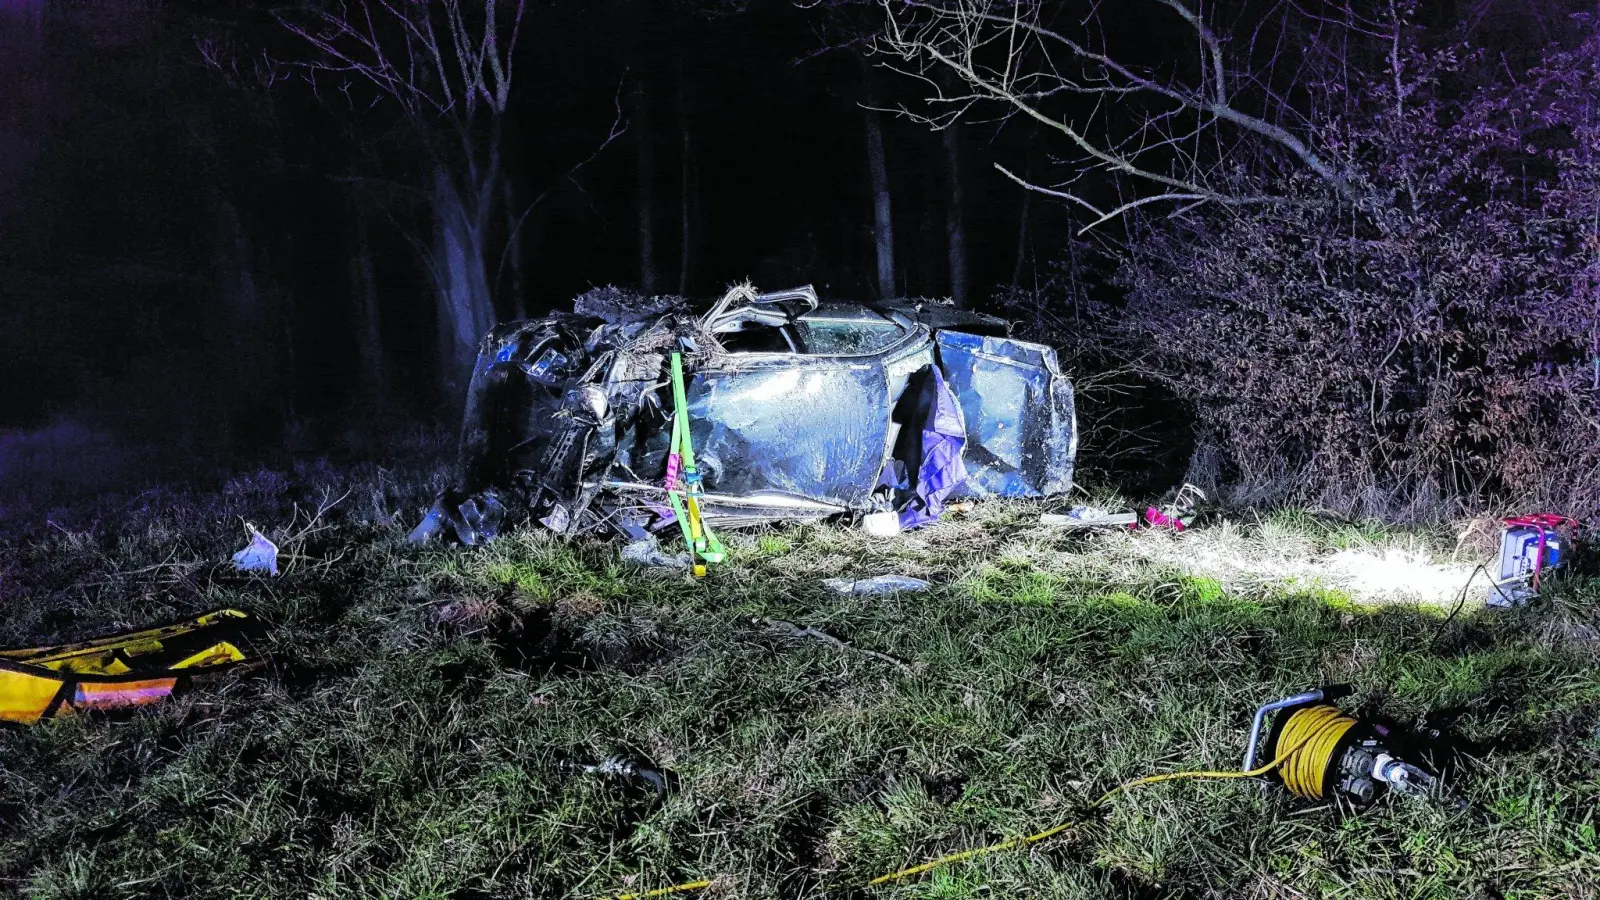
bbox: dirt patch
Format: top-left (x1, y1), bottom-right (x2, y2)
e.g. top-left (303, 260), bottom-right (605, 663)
top-left (433, 588), bottom-right (680, 677)
top-left (774, 792), bottom-right (837, 898)
top-left (488, 607), bottom-right (597, 676)
top-left (919, 771), bottom-right (968, 806)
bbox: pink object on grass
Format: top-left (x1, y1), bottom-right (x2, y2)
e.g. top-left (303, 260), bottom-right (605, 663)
top-left (1144, 506), bottom-right (1186, 531)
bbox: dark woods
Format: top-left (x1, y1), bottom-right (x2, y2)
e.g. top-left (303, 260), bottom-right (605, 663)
top-left (2, 0), bottom-right (1597, 516)
top-left (0, 1), bottom-right (1008, 463)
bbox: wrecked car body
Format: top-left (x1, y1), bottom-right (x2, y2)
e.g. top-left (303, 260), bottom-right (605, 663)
top-left (414, 284), bottom-right (1076, 544)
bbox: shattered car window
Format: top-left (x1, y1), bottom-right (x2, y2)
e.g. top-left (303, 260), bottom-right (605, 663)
top-left (796, 317), bottom-right (904, 354)
top-left (717, 304), bottom-right (908, 356)
top-left (715, 322), bottom-right (797, 353)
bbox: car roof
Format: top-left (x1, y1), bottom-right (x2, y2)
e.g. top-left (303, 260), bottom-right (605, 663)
top-left (797, 304), bottom-right (896, 324)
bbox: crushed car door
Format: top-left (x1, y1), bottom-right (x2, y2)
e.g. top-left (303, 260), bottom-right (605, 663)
top-left (935, 330), bottom-right (1077, 497)
top-left (673, 296), bottom-right (929, 510)
top-left (685, 357), bottom-right (892, 508)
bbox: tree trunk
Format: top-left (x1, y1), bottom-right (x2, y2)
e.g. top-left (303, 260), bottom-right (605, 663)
top-left (207, 184), bottom-right (287, 446)
top-left (943, 125), bottom-right (968, 307)
top-left (1011, 188), bottom-right (1032, 291)
top-left (348, 203), bottom-right (385, 407)
top-left (500, 177), bottom-right (526, 319)
top-left (861, 57), bottom-right (895, 300)
top-left (636, 80), bottom-right (658, 294)
top-left (677, 56), bottom-right (693, 297)
top-left (432, 166), bottom-right (497, 388)
top-left (209, 188), bottom-right (260, 325)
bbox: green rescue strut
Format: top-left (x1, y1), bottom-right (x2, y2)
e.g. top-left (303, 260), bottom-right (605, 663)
top-left (668, 352), bottom-right (724, 576)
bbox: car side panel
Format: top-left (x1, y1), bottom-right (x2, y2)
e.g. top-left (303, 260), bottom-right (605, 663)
top-left (935, 330), bottom-right (1076, 497)
top-left (685, 356), bottom-right (894, 508)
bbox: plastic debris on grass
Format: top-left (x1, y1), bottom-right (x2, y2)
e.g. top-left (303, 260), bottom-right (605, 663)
top-left (409, 489), bottom-right (507, 546)
top-left (564, 753), bottom-right (677, 798)
top-left (621, 536), bottom-right (690, 569)
top-left (231, 524), bottom-right (280, 576)
top-left (1041, 505), bottom-right (1138, 529)
top-left (824, 575), bottom-right (932, 596)
top-left (0, 609), bottom-right (262, 724)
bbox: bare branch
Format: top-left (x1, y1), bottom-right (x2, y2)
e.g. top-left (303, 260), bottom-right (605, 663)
top-left (996, 161), bottom-right (1276, 234)
top-left (878, 0), bottom-right (1349, 228)
top-left (492, 82), bottom-right (631, 302)
top-left (272, 0), bottom-right (524, 126)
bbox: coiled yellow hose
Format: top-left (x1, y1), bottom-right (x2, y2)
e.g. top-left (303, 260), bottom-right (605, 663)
top-left (1273, 704), bottom-right (1358, 801)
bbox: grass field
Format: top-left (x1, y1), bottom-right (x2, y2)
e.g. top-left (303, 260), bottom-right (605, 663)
top-left (2, 465), bottom-right (1598, 899)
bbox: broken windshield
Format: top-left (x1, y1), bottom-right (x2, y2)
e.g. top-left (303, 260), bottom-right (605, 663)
top-left (796, 307), bottom-right (905, 355)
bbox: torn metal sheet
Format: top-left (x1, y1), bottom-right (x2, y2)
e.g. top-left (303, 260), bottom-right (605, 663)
top-left (688, 358), bottom-right (894, 508)
top-left (414, 284), bottom-right (1077, 543)
top-left (935, 330), bottom-right (1077, 497)
top-left (410, 488), bottom-right (507, 546)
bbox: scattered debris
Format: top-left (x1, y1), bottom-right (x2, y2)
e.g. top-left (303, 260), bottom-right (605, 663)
top-left (564, 753), bottom-right (677, 798)
top-left (861, 511), bottom-right (901, 536)
top-left (0, 609), bottom-right (262, 725)
top-left (231, 524), bottom-right (280, 575)
top-left (823, 575), bottom-right (931, 596)
top-left (755, 617), bottom-right (913, 672)
top-left (409, 488), bottom-right (507, 546)
top-left (1041, 505), bottom-right (1138, 529)
top-left (1040, 490), bottom-right (1200, 532)
top-left (1144, 483), bottom-right (1205, 531)
top-left (620, 536), bottom-right (690, 569)
top-left (571, 284), bottom-right (685, 323)
top-left (598, 677), bottom-right (1480, 900)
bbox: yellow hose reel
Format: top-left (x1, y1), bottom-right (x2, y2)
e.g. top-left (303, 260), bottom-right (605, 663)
top-left (1245, 686), bottom-right (1437, 804)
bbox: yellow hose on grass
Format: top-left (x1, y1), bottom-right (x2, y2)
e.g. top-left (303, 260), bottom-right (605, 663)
top-left (599, 705), bottom-right (1358, 897)
top-left (605, 879), bottom-right (714, 900)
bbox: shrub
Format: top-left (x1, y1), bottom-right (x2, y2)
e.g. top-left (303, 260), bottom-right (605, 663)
top-left (1105, 26), bottom-right (1600, 516)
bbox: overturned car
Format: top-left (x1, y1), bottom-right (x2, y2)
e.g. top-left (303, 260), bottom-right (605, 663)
top-left (414, 284), bottom-right (1076, 544)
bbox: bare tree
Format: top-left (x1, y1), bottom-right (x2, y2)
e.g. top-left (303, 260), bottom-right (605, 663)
top-left (677, 51), bottom-right (695, 296)
top-left (347, 195), bottom-right (386, 407)
top-left (860, 53), bottom-right (897, 298)
top-left (272, 0), bottom-right (621, 386)
top-left (877, 0), bottom-right (1348, 232)
top-left (635, 77), bottom-right (659, 294)
top-left (942, 122), bottom-right (968, 305)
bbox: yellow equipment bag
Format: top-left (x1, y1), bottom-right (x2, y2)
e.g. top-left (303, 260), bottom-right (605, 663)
top-left (0, 608), bottom-right (261, 725)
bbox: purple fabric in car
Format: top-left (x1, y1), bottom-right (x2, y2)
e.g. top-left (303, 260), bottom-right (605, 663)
top-left (899, 366), bottom-right (968, 530)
